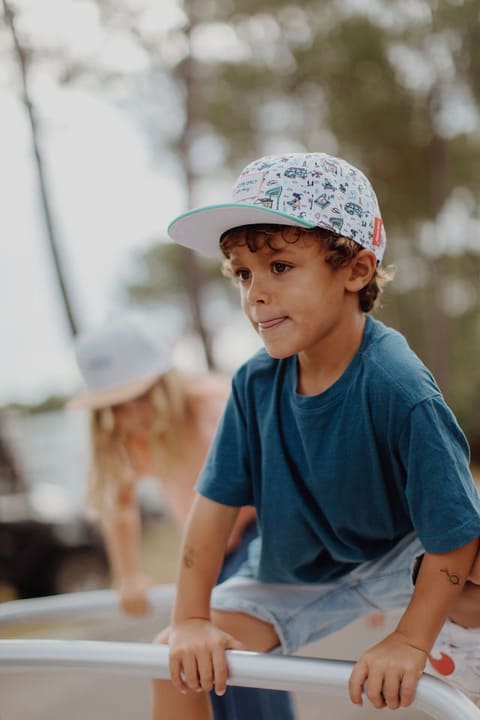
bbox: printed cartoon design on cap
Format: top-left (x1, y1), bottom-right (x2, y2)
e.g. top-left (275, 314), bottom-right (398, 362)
top-left (168, 151), bottom-right (386, 262)
top-left (232, 153), bottom-right (386, 260)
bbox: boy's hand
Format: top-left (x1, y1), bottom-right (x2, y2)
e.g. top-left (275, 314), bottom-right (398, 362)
top-left (169, 619), bottom-right (244, 696)
top-left (349, 630), bottom-right (427, 710)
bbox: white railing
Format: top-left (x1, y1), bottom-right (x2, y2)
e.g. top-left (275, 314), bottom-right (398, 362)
top-left (1, 638), bottom-right (479, 719)
top-left (1, 588), bottom-right (479, 720)
top-left (0, 585), bottom-right (176, 625)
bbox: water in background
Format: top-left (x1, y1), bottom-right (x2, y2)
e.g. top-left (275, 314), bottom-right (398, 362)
top-left (1, 409), bottom-right (90, 513)
top-left (1, 408), bottom-right (166, 519)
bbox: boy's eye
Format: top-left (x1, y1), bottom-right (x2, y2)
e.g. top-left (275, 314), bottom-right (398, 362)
top-left (272, 262), bottom-right (291, 274)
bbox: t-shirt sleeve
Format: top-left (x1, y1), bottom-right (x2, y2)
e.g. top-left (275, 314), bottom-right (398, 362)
top-left (195, 377), bottom-right (254, 507)
top-left (399, 395), bottom-right (480, 553)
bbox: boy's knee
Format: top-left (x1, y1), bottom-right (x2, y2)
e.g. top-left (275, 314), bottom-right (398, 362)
top-left (153, 625), bottom-right (170, 645)
top-left (211, 609), bottom-right (280, 652)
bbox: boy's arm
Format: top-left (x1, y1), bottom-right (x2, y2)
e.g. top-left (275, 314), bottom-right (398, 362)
top-left (169, 493), bottom-right (243, 695)
top-left (101, 484), bottom-right (153, 615)
top-left (349, 537), bottom-right (479, 710)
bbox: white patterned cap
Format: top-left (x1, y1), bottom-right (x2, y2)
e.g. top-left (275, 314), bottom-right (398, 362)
top-left (168, 152), bottom-right (386, 262)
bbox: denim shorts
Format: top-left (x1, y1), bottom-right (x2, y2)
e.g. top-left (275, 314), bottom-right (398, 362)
top-left (211, 532), bottom-right (424, 654)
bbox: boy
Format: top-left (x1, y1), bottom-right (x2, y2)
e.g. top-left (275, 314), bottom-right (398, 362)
top-left (154, 152), bottom-right (480, 717)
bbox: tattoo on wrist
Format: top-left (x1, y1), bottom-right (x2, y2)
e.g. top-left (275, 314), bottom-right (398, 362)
top-left (183, 544), bottom-right (194, 568)
top-left (440, 567), bottom-right (461, 585)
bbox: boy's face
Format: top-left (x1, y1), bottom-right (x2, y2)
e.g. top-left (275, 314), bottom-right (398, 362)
top-left (228, 229), bottom-right (355, 361)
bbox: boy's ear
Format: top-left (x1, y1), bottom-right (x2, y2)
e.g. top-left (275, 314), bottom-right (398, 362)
top-left (345, 250), bottom-right (377, 292)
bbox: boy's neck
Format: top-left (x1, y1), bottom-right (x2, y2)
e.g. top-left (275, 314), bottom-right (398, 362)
top-left (296, 313), bottom-right (366, 396)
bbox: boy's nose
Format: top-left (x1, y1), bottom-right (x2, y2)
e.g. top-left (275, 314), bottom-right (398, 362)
top-left (246, 277), bottom-right (270, 305)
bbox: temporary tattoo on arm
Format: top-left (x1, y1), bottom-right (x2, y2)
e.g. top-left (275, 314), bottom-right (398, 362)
top-left (440, 567), bottom-right (461, 585)
top-left (183, 544), bottom-right (194, 568)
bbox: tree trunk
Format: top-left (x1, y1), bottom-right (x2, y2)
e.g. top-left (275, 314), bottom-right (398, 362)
top-left (177, 0), bottom-right (215, 368)
top-left (2, 0), bottom-right (78, 337)
top-left (426, 94), bottom-right (449, 393)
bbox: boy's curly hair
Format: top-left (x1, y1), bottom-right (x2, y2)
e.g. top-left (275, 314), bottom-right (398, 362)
top-left (219, 224), bottom-right (394, 313)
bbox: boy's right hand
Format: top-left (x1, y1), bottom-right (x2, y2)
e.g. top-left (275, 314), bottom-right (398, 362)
top-left (169, 618), bottom-right (244, 695)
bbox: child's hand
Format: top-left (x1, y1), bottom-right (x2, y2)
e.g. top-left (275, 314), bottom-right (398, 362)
top-left (117, 574), bottom-right (155, 615)
top-left (169, 618), bottom-right (244, 696)
top-left (349, 630), bottom-right (427, 710)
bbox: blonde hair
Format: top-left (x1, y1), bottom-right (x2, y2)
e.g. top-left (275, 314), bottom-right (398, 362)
top-left (220, 224), bottom-right (395, 313)
top-left (86, 369), bottom-right (191, 513)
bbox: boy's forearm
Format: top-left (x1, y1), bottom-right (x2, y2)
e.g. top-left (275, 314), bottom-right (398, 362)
top-left (395, 537), bottom-right (479, 652)
top-left (172, 494), bottom-right (239, 624)
top-left (172, 542), bottom-right (220, 622)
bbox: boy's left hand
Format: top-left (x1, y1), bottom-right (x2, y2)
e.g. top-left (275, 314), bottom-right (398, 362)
top-left (349, 630), bottom-right (427, 710)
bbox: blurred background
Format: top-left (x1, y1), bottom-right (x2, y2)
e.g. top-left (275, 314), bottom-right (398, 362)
top-left (0, 0), bottom-right (479, 638)
top-left (0, 1), bottom-right (479, 717)
top-left (1, 0), bottom-right (480, 600)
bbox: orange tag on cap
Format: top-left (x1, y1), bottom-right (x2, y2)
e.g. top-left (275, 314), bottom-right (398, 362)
top-left (372, 217), bottom-right (383, 247)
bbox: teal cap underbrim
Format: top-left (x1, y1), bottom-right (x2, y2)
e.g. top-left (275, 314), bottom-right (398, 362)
top-left (168, 203), bottom-right (317, 259)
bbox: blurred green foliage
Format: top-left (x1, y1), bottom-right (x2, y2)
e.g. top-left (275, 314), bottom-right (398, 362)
top-left (123, 0), bottom-right (480, 451)
top-left (4, 0), bottom-right (479, 451)
top-left (5, 395), bottom-right (68, 414)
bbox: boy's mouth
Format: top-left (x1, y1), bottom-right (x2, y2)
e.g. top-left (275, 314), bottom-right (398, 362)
top-left (257, 317), bottom-right (288, 331)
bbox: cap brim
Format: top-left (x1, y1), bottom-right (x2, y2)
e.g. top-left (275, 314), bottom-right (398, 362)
top-left (66, 374), bottom-right (160, 411)
top-left (168, 204), bottom-right (315, 258)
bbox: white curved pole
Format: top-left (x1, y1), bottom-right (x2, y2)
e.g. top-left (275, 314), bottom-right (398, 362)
top-left (0, 585), bottom-right (176, 625)
top-left (0, 639), bottom-right (479, 720)
top-left (2, 594), bottom-right (480, 719)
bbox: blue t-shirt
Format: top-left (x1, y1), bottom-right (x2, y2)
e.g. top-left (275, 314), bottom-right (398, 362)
top-left (197, 316), bottom-right (480, 584)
